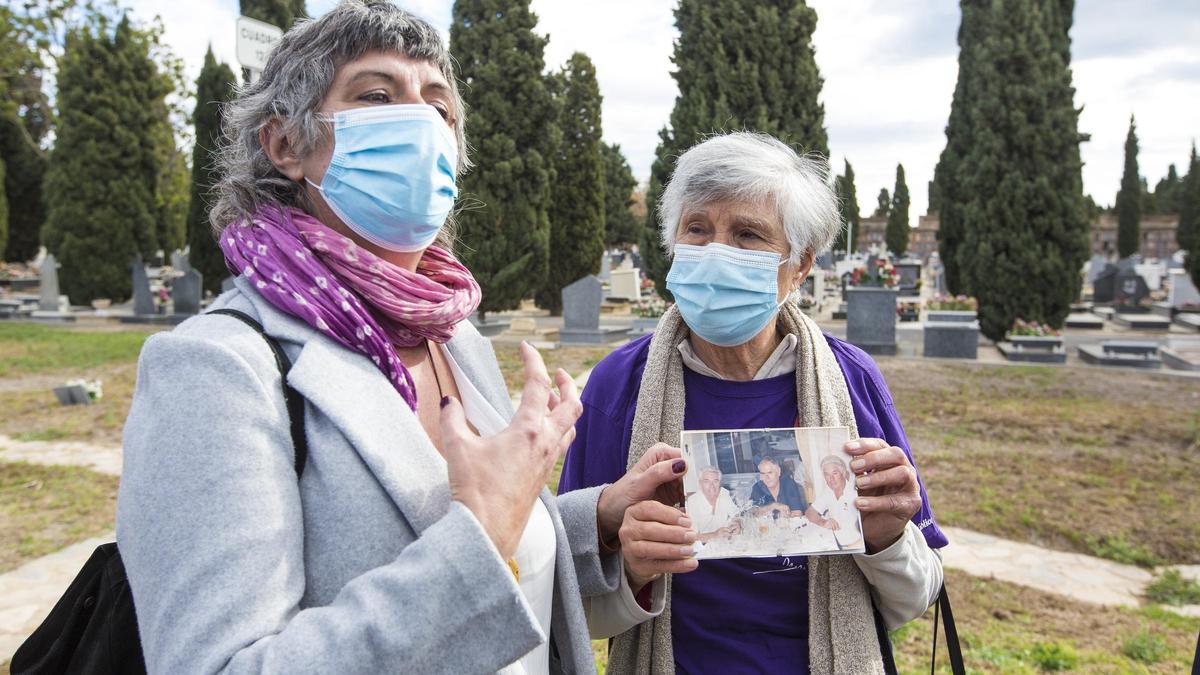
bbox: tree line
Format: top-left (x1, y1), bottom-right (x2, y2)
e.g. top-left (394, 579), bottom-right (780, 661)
top-left (1, 0), bottom-right (1197, 329)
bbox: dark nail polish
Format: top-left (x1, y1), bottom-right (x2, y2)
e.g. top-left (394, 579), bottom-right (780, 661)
top-left (672, 460), bottom-right (686, 474)
top-left (440, 396), bottom-right (451, 409)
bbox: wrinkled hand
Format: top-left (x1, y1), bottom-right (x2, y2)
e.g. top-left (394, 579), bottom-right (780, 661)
top-left (620, 500), bottom-right (698, 593)
top-left (846, 437), bottom-right (921, 553)
top-left (441, 342), bottom-right (581, 560)
top-left (596, 443), bottom-right (687, 547)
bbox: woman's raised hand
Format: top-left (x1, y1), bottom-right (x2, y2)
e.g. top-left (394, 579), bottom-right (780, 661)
top-left (440, 342), bottom-right (582, 560)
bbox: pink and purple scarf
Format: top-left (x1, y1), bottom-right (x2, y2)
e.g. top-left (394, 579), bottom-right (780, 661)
top-left (219, 204), bottom-right (481, 411)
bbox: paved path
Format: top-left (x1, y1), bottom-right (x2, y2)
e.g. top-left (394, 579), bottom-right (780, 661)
top-left (940, 526), bottom-right (1200, 617)
top-left (0, 535), bottom-right (113, 662)
top-left (0, 434), bottom-right (122, 477)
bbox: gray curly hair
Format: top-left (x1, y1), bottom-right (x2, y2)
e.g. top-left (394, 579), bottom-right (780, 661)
top-left (209, 0), bottom-right (468, 247)
top-left (658, 132), bottom-right (841, 265)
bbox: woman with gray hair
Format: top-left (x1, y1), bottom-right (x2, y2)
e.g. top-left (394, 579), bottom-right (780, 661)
top-left (558, 132), bottom-right (947, 673)
top-left (116, 2), bottom-right (683, 673)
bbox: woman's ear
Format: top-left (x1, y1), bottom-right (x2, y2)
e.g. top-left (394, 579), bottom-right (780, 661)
top-left (790, 249), bottom-right (816, 291)
top-left (260, 118), bottom-right (306, 182)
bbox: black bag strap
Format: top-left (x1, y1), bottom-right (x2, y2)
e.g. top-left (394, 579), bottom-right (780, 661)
top-left (931, 582), bottom-right (965, 675)
top-left (207, 308), bottom-right (308, 477)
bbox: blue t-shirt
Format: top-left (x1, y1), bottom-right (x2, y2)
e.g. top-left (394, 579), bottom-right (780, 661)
top-left (557, 333), bottom-right (948, 674)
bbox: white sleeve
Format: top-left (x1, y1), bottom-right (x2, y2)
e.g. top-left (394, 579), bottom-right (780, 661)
top-left (852, 521), bottom-right (944, 630)
top-left (582, 561), bottom-right (667, 639)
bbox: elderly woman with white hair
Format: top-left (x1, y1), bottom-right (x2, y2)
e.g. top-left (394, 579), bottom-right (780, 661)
top-left (116, 2), bottom-right (686, 673)
top-left (559, 132), bottom-right (948, 674)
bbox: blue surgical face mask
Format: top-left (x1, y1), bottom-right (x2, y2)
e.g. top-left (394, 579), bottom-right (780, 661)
top-left (306, 104), bottom-right (458, 252)
top-left (666, 243), bottom-right (788, 347)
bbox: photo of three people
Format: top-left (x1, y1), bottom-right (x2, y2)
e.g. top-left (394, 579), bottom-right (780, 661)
top-left (680, 426), bottom-right (865, 558)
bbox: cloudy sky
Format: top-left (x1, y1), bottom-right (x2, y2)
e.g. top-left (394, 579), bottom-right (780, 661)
top-left (126, 0), bottom-right (1199, 226)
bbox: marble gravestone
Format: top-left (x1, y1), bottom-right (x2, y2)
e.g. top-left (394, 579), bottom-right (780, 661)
top-left (172, 269), bottom-right (203, 316)
top-left (170, 249), bottom-right (192, 274)
top-left (1113, 266), bottom-right (1150, 308)
top-left (38, 254), bottom-right (60, 312)
top-left (560, 276), bottom-right (628, 344)
top-left (1168, 270), bottom-right (1200, 308)
top-left (132, 254), bottom-right (156, 316)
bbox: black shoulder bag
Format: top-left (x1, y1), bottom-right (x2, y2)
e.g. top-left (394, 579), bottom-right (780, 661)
top-left (930, 583), bottom-right (966, 675)
top-left (10, 309), bottom-right (308, 675)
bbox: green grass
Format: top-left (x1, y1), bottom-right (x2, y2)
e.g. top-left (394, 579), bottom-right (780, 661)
top-left (0, 460), bottom-right (119, 573)
top-left (0, 323), bottom-right (152, 377)
top-left (1121, 631), bottom-right (1170, 664)
top-left (1144, 570), bottom-right (1200, 606)
top-left (893, 570), bottom-right (1200, 674)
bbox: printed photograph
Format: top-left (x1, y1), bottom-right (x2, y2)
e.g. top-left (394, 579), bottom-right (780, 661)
top-left (680, 426), bottom-right (864, 558)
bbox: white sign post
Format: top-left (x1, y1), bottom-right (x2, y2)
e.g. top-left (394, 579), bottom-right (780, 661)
top-left (235, 15), bottom-right (283, 81)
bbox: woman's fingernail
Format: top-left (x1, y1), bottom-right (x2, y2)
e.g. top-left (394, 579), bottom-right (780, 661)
top-left (440, 396), bottom-right (451, 409)
top-left (684, 530), bottom-right (696, 543)
top-left (856, 498), bottom-right (870, 508)
top-left (846, 440), bottom-right (862, 451)
top-left (678, 516), bottom-right (693, 528)
top-left (678, 546), bottom-right (694, 556)
top-left (851, 458), bottom-right (866, 470)
top-left (857, 475), bottom-right (870, 487)
top-left (672, 460), bottom-right (686, 474)
top-left (684, 559), bottom-right (699, 570)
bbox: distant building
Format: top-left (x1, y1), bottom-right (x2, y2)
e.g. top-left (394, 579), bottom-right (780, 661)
top-left (1090, 213), bottom-right (1179, 260)
top-left (854, 212), bottom-right (1181, 263)
top-left (856, 216), bottom-right (887, 253)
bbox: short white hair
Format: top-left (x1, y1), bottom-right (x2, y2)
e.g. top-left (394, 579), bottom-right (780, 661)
top-left (700, 466), bottom-right (722, 480)
top-left (658, 132), bottom-right (842, 264)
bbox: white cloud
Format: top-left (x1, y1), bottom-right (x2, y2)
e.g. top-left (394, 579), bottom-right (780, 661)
top-left (121, 0), bottom-right (1199, 228)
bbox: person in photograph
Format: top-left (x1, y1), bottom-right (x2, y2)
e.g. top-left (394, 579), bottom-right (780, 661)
top-left (749, 455), bottom-right (809, 516)
top-left (807, 455), bottom-right (864, 547)
top-left (685, 467), bottom-right (741, 541)
top-left (558, 132), bottom-right (948, 673)
top-left (116, 3), bottom-right (688, 673)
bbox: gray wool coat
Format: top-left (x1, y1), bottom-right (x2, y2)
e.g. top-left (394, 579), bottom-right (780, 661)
top-left (117, 277), bottom-right (620, 674)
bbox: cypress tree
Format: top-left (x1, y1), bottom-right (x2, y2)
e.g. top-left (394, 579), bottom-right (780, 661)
top-left (188, 47), bottom-right (238, 292)
top-left (43, 16), bottom-right (169, 302)
top-left (450, 0), bottom-right (558, 318)
top-left (239, 0), bottom-right (306, 29)
top-left (602, 143), bottom-right (639, 248)
top-left (933, 0), bottom-right (989, 294)
top-left (0, 112), bottom-right (45, 262)
top-left (1153, 164), bottom-right (1181, 214)
top-left (833, 159), bottom-right (859, 254)
top-left (1178, 144), bottom-right (1199, 254)
top-left (956, 0), bottom-right (1090, 341)
top-left (886, 163), bottom-right (909, 257)
top-left (873, 188), bottom-right (890, 218)
top-left (537, 52), bottom-right (605, 315)
top-left (0, 157), bottom-right (7, 259)
top-left (1115, 115), bottom-right (1141, 258)
top-left (641, 0), bottom-right (829, 300)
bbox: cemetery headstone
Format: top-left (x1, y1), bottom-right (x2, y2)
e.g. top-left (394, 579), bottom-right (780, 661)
top-left (132, 255), bottom-right (155, 316)
top-left (1113, 266), bottom-right (1150, 308)
top-left (1086, 253), bottom-right (1108, 284)
top-left (609, 267), bottom-right (641, 301)
top-left (1168, 270), bottom-right (1200, 308)
top-left (1092, 264), bottom-right (1118, 303)
top-left (560, 275), bottom-right (629, 344)
top-left (894, 263), bottom-right (921, 294)
top-left (38, 254), bottom-right (60, 312)
top-left (598, 252), bottom-right (612, 281)
top-left (170, 249), bottom-right (192, 274)
top-left (172, 269), bottom-right (203, 316)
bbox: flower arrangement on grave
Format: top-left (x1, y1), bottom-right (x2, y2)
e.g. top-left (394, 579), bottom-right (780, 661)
top-left (926, 294), bottom-right (978, 312)
top-left (1008, 317), bottom-right (1061, 337)
top-left (633, 295), bottom-right (668, 318)
top-left (896, 301), bottom-right (920, 319)
top-left (848, 259), bottom-right (899, 288)
top-left (65, 378), bottom-right (103, 402)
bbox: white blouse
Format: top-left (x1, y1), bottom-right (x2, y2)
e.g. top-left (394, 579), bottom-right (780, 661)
top-left (440, 345), bottom-right (557, 675)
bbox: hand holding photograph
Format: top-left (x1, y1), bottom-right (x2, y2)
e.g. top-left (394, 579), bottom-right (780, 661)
top-left (680, 426), bottom-right (865, 559)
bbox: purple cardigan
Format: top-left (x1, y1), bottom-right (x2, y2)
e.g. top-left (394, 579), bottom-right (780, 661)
top-left (557, 332), bottom-right (947, 547)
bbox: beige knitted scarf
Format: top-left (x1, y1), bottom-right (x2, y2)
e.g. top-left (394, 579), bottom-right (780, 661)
top-left (607, 302), bottom-right (886, 675)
